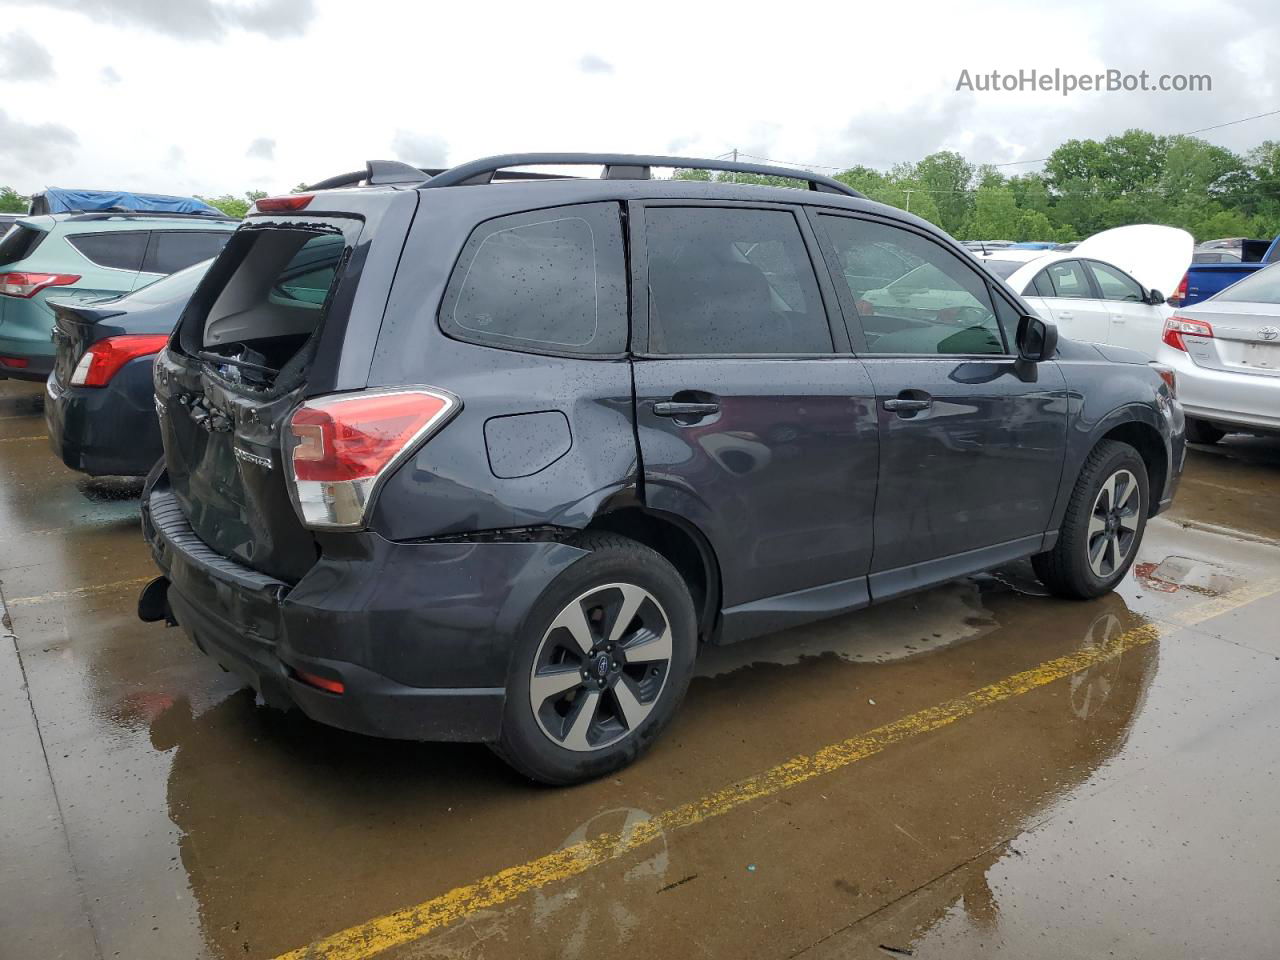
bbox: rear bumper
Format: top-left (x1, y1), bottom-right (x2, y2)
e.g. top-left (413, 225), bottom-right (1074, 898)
top-left (1164, 350), bottom-right (1280, 434)
top-left (0, 351), bottom-right (53, 382)
top-left (141, 478), bottom-right (586, 742)
top-left (44, 358), bottom-right (162, 476)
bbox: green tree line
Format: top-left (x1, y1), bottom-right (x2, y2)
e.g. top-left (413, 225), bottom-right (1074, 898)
top-left (678, 130), bottom-right (1280, 244)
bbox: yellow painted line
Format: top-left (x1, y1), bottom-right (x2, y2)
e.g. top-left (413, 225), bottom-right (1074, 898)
top-left (4, 576), bottom-right (154, 607)
top-left (0, 434), bottom-right (44, 443)
top-left (275, 577), bottom-right (1280, 960)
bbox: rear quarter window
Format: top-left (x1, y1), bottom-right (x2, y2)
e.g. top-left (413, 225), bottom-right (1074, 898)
top-left (0, 222), bottom-right (46, 264)
top-left (67, 231), bottom-right (149, 271)
top-left (439, 202), bottom-right (627, 356)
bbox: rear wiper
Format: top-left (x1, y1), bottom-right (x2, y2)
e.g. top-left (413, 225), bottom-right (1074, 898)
top-left (196, 351), bottom-right (279, 375)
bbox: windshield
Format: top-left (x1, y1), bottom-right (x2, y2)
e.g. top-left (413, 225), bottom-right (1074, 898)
top-left (125, 258), bottom-right (214, 306)
top-left (1213, 261), bottom-right (1280, 305)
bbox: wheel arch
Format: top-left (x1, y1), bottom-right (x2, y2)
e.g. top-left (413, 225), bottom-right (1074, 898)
top-left (584, 506), bottom-right (722, 643)
top-left (1095, 417), bottom-right (1168, 518)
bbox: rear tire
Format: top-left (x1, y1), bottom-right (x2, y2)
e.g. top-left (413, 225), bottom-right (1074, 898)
top-left (1032, 440), bottom-right (1149, 600)
top-left (493, 533), bottom-right (697, 785)
top-left (1185, 417), bottom-right (1225, 445)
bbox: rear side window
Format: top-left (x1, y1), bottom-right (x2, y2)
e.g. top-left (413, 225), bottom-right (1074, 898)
top-left (67, 231), bottom-right (148, 271)
top-left (440, 202), bottom-right (626, 355)
top-left (1028, 271), bottom-right (1056, 298)
top-left (644, 206), bottom-right (832, 355)
top-left (1088, 261), bottom-right (1144, 302)
top-left (0, 222), bottom-right (46, 264)
top-left (142, 230), bottom-right (231, 275)
top-left (1040, 260), bottom-right (1092, 299)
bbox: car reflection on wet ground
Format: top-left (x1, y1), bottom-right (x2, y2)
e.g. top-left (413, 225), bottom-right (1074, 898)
top-left (2, 375), bottom-right (1278, 960)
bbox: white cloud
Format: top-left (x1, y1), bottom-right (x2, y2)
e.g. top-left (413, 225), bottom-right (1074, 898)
top-left (578, 54), bottom-right (614, 75)
top-left (246, 137), bottom-right (276, 161)
top-left (0, 30), bottom-right (55, 81)
top-left (20, 0), bottom-right (316, 39)
top-left (390, 131), bottom-right (448, 169)
top-left (100, 64), bottom-right (121, 83)
top-left (0, 109), bottom-right (77, 174)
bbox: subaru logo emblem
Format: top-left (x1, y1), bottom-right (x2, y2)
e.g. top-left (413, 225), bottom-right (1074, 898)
top-left (594, 654), bottom-right (610, 678)
top-left (1260, 326), bottom-right (1280, 341)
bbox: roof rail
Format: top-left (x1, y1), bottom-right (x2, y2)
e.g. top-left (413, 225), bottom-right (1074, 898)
top-left (304, 154), bottom-right (865, 198)
top-left (421, 153), bottom-right (865, 198)
top-left (64, 210), bottom-right (239, 223)
top-left (305, 160), bottom-right (581, 192)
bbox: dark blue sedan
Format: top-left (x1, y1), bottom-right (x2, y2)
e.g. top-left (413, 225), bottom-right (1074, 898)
top-left (44, 259), bottom-right (210, 476)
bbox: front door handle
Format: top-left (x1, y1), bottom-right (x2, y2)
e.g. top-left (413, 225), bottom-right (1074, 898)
top-left (883, 398), bottom-right (931, 412)
top-left (654, 401), bottom-right (720, 418)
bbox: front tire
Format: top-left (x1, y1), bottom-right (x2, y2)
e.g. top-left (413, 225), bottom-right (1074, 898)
top-left (1033, 440), bottom-right (1149, 600)
top-left (494, 533), bottom-right (697, 785)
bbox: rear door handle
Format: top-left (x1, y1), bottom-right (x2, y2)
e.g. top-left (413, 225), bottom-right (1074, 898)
top-left (883, 398), bottom-right (931, 412)
top-left (654, 401), bottom-right (720, 417)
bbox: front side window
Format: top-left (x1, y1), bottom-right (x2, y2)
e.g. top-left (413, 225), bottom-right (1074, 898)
top-left (644, 206), bottom-right (831, 355)
top-left (820, 215), bottom-right (1006, 356)
top-left (1088, 261), bottom-right (1144, 302)
top-left (440, 202), bottom-right (626, 355)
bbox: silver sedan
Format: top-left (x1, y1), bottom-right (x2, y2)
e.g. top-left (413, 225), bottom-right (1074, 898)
top-left (1156, 262), bottom-right (1280, 442)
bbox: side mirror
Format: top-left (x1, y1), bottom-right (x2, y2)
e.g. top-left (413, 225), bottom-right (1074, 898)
top-left (1147, 288), bottom-right (1165, 306)
top-left (1016, 314), bottom-right (1058, 363)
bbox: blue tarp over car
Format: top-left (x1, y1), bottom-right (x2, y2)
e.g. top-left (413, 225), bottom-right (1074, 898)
top-left (29, 188), bottom-right (224, 216)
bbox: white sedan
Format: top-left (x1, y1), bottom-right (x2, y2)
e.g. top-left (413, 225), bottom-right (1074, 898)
top-left (979, 225), bottom-right (1193, 358)
top-left (1155, 263), bottom-right (1280, 442)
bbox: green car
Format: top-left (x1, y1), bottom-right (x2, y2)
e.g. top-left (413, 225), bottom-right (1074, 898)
top-left (0, 205), bottom-right (237, 380)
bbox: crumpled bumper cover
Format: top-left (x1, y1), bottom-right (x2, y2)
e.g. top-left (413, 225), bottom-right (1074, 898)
top-left (142, 477), bottom-right (586, 742)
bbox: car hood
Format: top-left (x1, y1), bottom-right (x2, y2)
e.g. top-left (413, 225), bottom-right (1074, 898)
top-left (1071, 224), bottom-right (1193, 299)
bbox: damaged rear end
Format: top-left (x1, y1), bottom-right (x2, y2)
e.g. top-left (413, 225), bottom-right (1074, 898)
top-left (139, 183), bottom-right (592, 742)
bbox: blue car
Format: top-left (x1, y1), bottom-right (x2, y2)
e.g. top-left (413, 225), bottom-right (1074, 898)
top-left (44, 259), bottom-right (212, 476)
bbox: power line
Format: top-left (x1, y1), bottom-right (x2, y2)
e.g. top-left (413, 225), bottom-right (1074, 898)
top-left (724, 107), bottom-right (1280, 174)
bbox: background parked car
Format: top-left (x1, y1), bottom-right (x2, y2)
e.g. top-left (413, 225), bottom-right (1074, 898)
top-left (1169, 234), bottom-right (1280, 307)
top-left (44, 258), bottom-right (214, 477)
top-left (980, 224), bottom-right (1193, 358)
top-left (0, 190), bottom-right (236, 380)
top-left (1157, 261), bottom-right (1280, 442)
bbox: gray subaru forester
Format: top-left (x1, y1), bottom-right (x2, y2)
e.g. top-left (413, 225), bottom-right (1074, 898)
top-left (137, 153), bottom-right (1185, 784)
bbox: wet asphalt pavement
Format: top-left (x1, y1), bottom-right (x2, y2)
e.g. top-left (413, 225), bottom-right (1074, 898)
top-left (2, 375), bottom-right (1279, 960)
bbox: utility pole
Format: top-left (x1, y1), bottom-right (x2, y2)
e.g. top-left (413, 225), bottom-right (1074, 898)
top-left (731, 148), bottom-right (737, 183)
top-left (902, 188), bottom-right (914, 213)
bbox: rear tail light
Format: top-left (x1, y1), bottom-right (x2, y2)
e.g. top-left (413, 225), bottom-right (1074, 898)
top-left (1162, 316), bottom-right (1214, 352)
top-left (0, 272), bottom-right (80, 298)
top-left (1168, 272), bottom-right (1189, 307)
top-left (253, 194), bottom-right (313, 213)
top-left (0, 355), bottom-right (30, 368)
top-left (284, 387), bottom-right (460, 529)
top-left (70, 335), bottom-right (169, 387)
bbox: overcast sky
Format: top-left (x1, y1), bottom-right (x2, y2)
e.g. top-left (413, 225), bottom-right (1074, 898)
top-left (0, 0), bottom-right (1275, 198)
